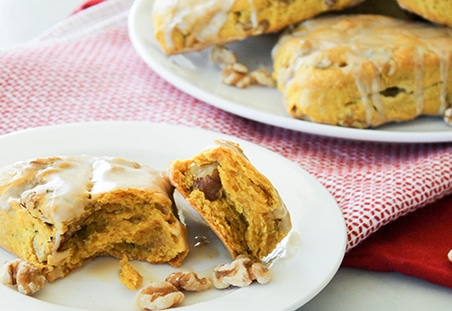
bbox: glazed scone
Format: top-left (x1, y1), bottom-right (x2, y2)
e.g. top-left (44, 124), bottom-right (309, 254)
top-left (396, 0), bottom-right (452, 27)
top-left (152, 0), bottom-right (364, 55)
top-left (0, 156), bottom-right (188, 283)
top-left (272, 14), bottom-right (452, 128)
top-left (168, 141), bottom-right (291, 262)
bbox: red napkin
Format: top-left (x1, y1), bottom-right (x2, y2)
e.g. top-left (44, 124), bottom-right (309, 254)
top-left (343, 194), bottom-right (452, 287)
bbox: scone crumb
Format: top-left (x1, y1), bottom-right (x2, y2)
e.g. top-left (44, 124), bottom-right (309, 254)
top-left (119, 256), bottom-right (143, 290)
top-left (136, 281), bottom-right (184, 311)
top-left (0, 259), bottom-right (46, 295)
top-left (444, 107), bottom-right (452, 126)
top-left (165, 271), bottom-right (212, 292)
top-left (212, 255), bottom-right (271, 289)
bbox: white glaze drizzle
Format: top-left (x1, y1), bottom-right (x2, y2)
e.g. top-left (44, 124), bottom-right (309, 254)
top-left (90, 157), bottom-right (168, 195)
top-left (0, 157), bottom-right (92, 224)
top-left (247, 0), bottom-right (258, 28)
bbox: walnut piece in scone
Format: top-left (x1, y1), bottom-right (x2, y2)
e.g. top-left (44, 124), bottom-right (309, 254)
top-left (0, 259), bottom-right (47, 295)
top-left (165, 271), bottom-right (212, 292)
top-left (136, 281), bottom-right (184, 311)
top-left (212, 255), bottom-right (271, 289)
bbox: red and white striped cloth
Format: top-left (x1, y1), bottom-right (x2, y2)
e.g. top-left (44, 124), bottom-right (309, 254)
top-left (1, 0), bottom-right (451, 282)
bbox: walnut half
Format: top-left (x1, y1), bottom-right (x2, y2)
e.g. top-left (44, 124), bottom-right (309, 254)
top-left (136, 281), bottom-right (184, 311)
top-left (0, 259), bottom-right (47, 295)
top-left (192, 166), bottom-right (222, 201)
top-left (165, 271), bottom-right (212, 292)
top-left (222, 63), bottom-right (253, 88)
top-left (210, 45), bottom-right (238, 69)
top-left (212, 256), bottom-right (271, 289)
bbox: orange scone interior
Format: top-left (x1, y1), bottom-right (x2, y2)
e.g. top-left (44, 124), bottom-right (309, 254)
top-left (168, 141), bottom-right (291, 262)
top-left (0, 156), bottom-right (188, 282)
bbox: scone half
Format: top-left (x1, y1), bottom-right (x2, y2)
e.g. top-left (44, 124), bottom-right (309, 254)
top-left (0, 156), bottom-right (189, 282)
top-left (168, 140), bottom-right (291, 262)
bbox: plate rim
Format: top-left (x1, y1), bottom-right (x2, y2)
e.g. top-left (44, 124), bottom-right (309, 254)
top-left (0, 120), bottom-right (346, 311)
top-left (127, 0), bottom-right (452, 144)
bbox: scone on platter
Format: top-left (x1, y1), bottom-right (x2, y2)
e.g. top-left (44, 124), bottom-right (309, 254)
top-left (168, 140), bottom-right (292, 262)
top-left (396, 0), bottom-right (452, 27)
top-left (152, 0), bottom-right (364, 55)
top-left (272, 14), bottom-right (452, 128)
top-left (0, 156), bottom-right (188, 284)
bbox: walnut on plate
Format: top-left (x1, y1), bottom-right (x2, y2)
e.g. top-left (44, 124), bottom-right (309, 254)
top-left (249, 69), bottom-right (276, 88)
top-left (136, 281), bottom-right (184, 311)
top-left (0, 259), bottom-right (47, 295)
top-left (210, 45), bottom-right (237, 69)
top-left (165, 271), bottom-right (212, 292)
top-left (210, 45), bottom-right (275, 88)
top-left (212, 255), bottom-right (271, 289)
top-left (221, 63), bottom-right (254, 88)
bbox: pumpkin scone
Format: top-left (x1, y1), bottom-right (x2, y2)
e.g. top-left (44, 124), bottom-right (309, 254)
top-left (396, 0), bottom-right (452, 27)
top-left (272, 14), bottom-right (452, 128)
top-left (168, 140), bottom-right (292, 262)
top-left (0, 155), bottom-right (188, 289)
top-left (152, 0), bottom-right (364, 55)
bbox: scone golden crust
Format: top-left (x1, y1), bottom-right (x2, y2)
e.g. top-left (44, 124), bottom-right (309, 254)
top-left (272, 14), bottom-right (452, 128)
top-left (152, 0), bottom-right (363, 55)
top-left (396, 0), bottom-right (452, 27)
top-left (0, 156), bottom-right (188, 282)
top-left (168, 140), bottom-right (291, 262)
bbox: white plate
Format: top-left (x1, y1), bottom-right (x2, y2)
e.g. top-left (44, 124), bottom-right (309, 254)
top-left (0, 121), bottom-right (346, 311)
top-left (128, 0), bottom-right (452, 143)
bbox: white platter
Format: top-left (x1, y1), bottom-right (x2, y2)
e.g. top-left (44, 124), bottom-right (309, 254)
top-left (0, 121), bottom-right (346, 311)
top-left (128, 0), bottom-right (452, 143)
